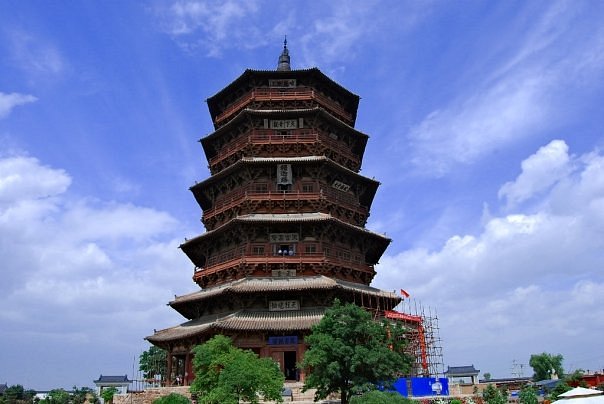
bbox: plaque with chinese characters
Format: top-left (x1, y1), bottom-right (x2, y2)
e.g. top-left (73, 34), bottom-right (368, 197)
top-left (268, 79), bottom-right (297, 88)
top-left (269, 300), bottom-right (300, 311)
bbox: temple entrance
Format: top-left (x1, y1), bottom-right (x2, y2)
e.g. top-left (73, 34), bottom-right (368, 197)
top-left (269, 349), bottom-right (298, 380)
top-left (284, 351), bottom-right (297, 381)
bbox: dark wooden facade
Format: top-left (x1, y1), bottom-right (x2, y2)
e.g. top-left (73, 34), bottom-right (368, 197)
top-left (147, 44), bottom-right (399, 386)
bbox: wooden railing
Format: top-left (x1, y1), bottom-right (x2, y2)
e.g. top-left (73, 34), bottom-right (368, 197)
top-left (214, 87), bottom-right (354, 126)
top-left (193, 250), bottom-right (373, 280)
top-left (209, 128), bottom-right (360, 169)
top-left (202, 186), bottom-right (367, 219)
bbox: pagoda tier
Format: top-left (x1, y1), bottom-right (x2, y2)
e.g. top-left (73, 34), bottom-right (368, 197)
top-left (191, 156), bottom-right (379, 229)
top-left (181, 213), bottom-right (390, 288)
top-left (201, 107), bottom-right (368, 174)
top-left (147, 275), bottom-right (400, 350)
top-left (207, 68), bottom-right (360, 129)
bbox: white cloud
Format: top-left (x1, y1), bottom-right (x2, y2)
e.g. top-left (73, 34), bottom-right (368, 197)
top-left (0, 92), bottom-right (38, 119)
top-left (0, 154), bottom-right (192, 387)
top-left (498, 140), bottom-right (571, 207)
top-left (0, 155), bottom-right (70, 203)
top-left (407, 1), bottom-right (604, 176)
top-left (373, 141), bottom-right (604, 376)
top-left (155, 0), bottom-right (264, 57)
top-left (8, 30), bottom-right (65, 75)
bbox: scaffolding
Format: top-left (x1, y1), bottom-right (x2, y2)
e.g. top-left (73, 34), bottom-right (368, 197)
top-left (385, 298), bottom-right (445, 378)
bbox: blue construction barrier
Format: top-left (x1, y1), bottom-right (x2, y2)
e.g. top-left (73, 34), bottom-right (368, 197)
top-left (388, 377), bottom-right (449, 397)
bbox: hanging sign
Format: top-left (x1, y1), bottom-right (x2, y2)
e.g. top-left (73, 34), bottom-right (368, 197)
top-left (332, 180), bottom-right (351, 192)
top-left (272, 269), bottom-right (296, 277)
top-left (269, 79), bottom-right (296, 88)
top-left (277, 164), bottom-right (292, 185)
top-left (269, 233), bottom-right (299, 242)
top-left (268, 336), bottom-right (298, 345)
top-left (270, 119), bottom-right (298, 130)
top-left (269, 300), bottom-right (300, 311)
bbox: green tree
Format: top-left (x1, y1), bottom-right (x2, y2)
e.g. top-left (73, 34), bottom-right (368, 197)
top-left (529, 353), bottom-right (564, 381)
top-left (350, 390), bottom-right (412, 404)
top-left (567, 370), bottom-right (588, 387)
top-left (301, 299), bottom-right (412, 404)
top-left (482, 384), bottom-right (506, 404)
top-left (483, 373), bottom-right (492, 381)
top-left (190, 335), bottom-right (284, 404)
top-left (72, 387), bottom-right (96, 404)
top-left (139, 346), bottom-right (168, 382)
top-left (46, 389), bottom-right (70, 404)
top-left (519, 385), bottom-right (538, 404)
top-left (152, 393), bottom-right (190, 404)
top-left (100, 387), bottom-right (118, 404)
top-left (548, 381), bottom-right (572, 401)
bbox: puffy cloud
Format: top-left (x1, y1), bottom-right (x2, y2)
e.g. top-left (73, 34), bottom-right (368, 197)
top-left (0, 92), bottom-right (38, 119)
top-left (498, 140), bottom-right (571, 207)
top-left (373, 141), bottom-right (604, 375)
top-left (0, 156), bottom-right (70, 203)
top-left (0, 154), bottom-right (192, 388)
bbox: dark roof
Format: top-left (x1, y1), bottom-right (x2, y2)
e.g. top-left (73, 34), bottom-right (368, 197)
top-left (93, 375), bottom-right (131, 384)
top-left (445, 365), bottom-right (480, 376)
top-left (146, 308), bottom-right (326, 344)
top-left (206, 68), bottom-right (360, 127)
top-left (170, 275), bottom-right (400, 318)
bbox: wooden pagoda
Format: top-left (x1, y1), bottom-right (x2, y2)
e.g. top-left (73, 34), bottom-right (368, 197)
top-left (146, 41), bottom-right (401, 386)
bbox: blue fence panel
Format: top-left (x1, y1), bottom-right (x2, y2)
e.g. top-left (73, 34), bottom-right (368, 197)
top-left (392, 378), bottom-right (409, 397)
top-left (410, 377), bottom-right (449, 397)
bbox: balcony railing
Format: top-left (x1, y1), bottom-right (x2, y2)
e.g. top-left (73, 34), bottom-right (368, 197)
top-left (208, 128), bottom-right (361, 169)
top-left (202, 187), bottom-right (367, 220)
top-left (193, 249), bottom-right (373, 280)
top-left (214, 87), bottom-right (354, 126)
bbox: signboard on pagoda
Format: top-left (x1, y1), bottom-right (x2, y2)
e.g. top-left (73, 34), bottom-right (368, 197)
top-left (272, 269), bottom-right (296, 277)
top-left (332, 180), bottom-right (351, 192)
top-left (269, 78), bottom-right (296, 88)
top-left (270, 119), bottom-right (298, 129)
top-left (269, 233), bottom-right (299, 243)
top-left (269, 300), bottom-right (300, 311)
top-left (276, 164), bottom-right (292, 184)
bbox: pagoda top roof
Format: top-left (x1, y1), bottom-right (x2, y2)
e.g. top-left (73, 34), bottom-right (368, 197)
top-left (206, 67), bottom-right (360, 124)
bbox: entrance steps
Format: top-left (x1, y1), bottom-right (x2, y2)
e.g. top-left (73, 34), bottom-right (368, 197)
top-left (277, 382), bottom-right (340, 403)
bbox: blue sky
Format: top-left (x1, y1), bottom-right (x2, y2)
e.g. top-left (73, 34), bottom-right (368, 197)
top-left (1, 0), bottom-right (604, 390)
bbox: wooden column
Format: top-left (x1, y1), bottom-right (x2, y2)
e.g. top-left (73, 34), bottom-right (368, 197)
top-left (166, 351), bottom-right (173, 386)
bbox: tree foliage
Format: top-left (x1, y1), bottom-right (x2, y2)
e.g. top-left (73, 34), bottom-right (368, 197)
top-left (529, 352), bottom-right (564, 381)
top-left (100, 387), bottom-right (118, 404)
top-left (190, 335), bottom-right (284, 404)
top-left (349, 390), bottom-right (412, 404)
top-left (301, 299), bottom-right (412, 404)
top-left (152, 393), bottom-right (190, 404)
top-left (46, 389), bottom-right (71, 404)
top-left (482, 384), bottom-right (506, 404)
top-left (548, 381), bottom-right (572, 401)
top-left (519, 386), bottom-right (538, 404)
top-left (1, 385), bottom-right (36, 404)
top-left (139, 345), bottom-right (168, 381)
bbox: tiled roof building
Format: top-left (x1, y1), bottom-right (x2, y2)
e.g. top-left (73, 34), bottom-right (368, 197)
top-left (147, 41), bottom-right (400, 385)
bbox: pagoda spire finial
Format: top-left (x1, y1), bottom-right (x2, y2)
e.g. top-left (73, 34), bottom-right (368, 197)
top-left (277, 35), bottom-right (291, 71)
